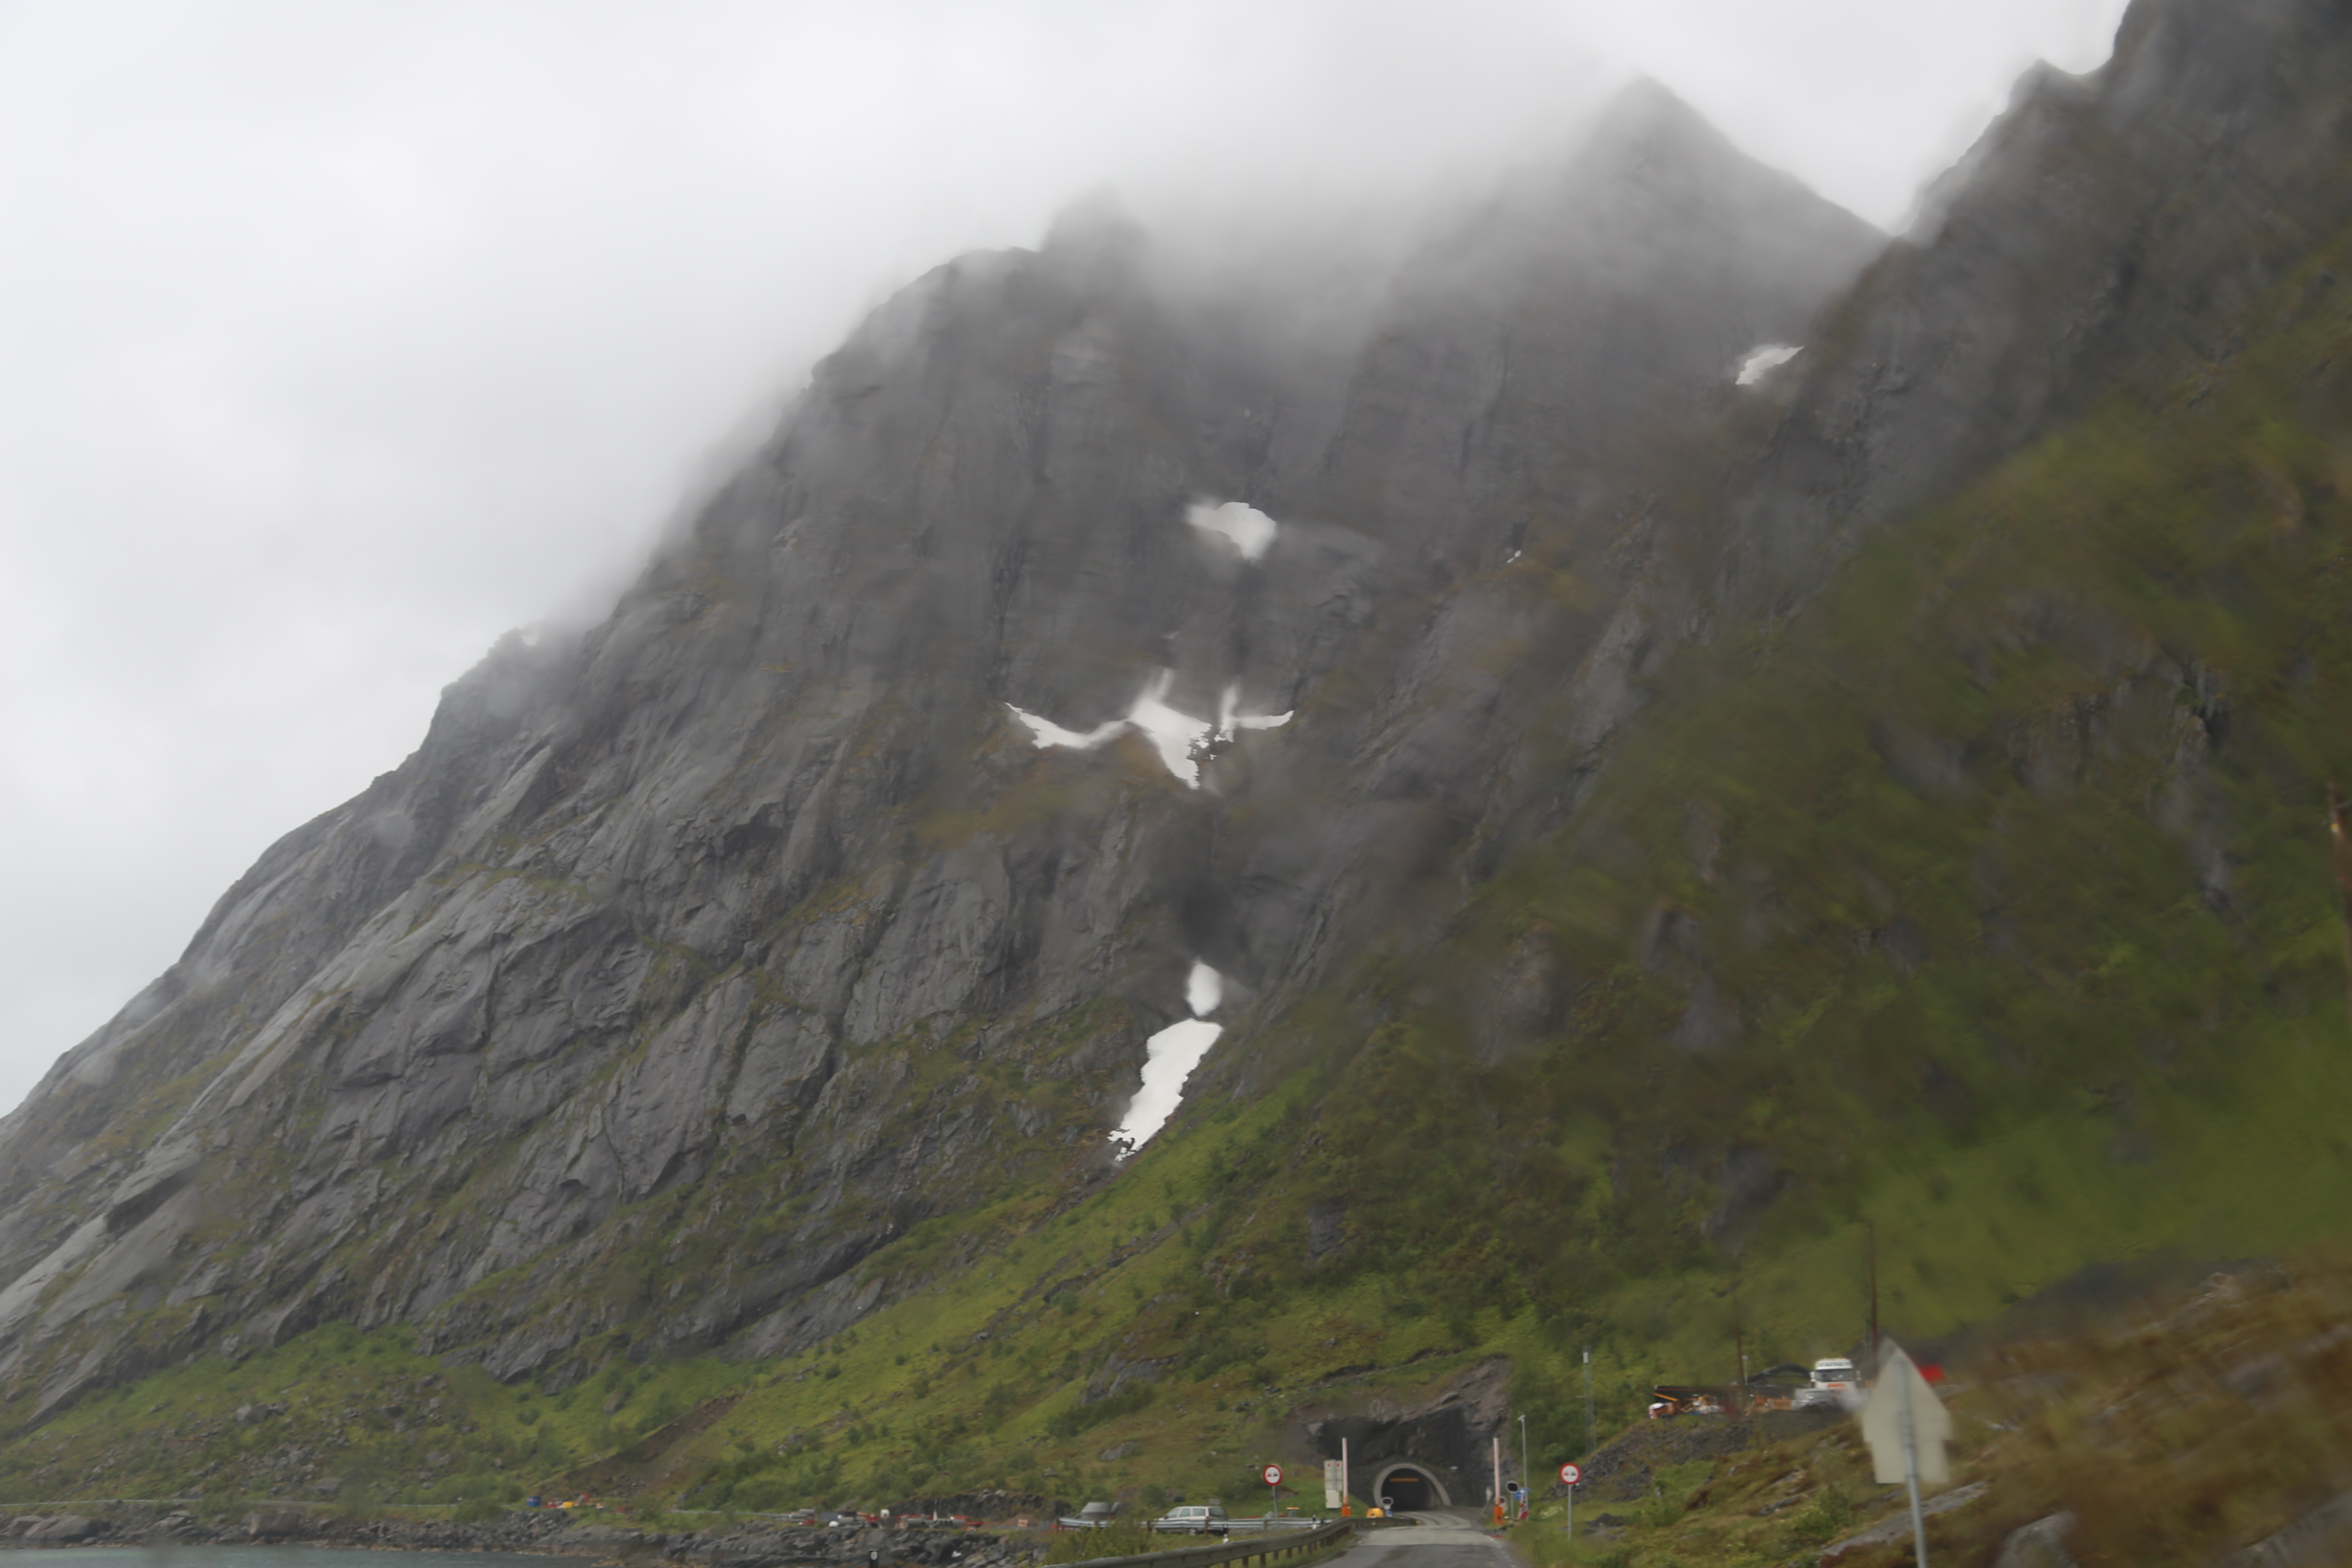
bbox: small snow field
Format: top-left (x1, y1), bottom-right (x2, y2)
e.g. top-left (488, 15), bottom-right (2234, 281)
top-left (1735, 343), bottom-right (1801, 385)
top-left (1185, 500), bottom-right (1278, 560)
top-left (1007, 679), bottom-right (1288, 789)
top-left (1112, 961), bottom-right (1225, 1155)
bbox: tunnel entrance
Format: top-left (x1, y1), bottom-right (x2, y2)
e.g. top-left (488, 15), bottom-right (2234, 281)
top-left (1371, 1462), bottom-right (1450, 1512)
top-left (1310, 1371), bottom-right (1499, 1513)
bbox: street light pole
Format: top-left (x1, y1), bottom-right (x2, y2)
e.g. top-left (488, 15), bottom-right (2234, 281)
top-left (1518, 1414), bottom-right (1528, 1521)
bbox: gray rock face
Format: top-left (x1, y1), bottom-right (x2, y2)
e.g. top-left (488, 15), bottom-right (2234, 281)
top-left (1819, 1483), bottom-right (1991, 1563)
top-left (2217, 1491), bottom-right (2352, 1568)
top-left (1992, 1512), bottom-right (2081, 1568)
top-left (1721, 0), bottom-right (2352, 606)
top-left (0, 81), bottom-right (1875, 1410)
top-left (0, 0), bottom-right (2344, 1423)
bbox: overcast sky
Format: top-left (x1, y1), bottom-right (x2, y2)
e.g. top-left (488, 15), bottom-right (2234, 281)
top-left (0, 0), bottom-right (2129, 1114)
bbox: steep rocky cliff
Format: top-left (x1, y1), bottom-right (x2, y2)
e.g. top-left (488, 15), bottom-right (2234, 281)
top-left (4, 0), bottom-right (2352, 1510)
top-left (0, 81), bottom-right (1880, 1419)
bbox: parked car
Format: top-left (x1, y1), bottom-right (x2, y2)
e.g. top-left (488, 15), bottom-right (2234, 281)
top-left (1152, 1504), bottom-right (1231, 1535)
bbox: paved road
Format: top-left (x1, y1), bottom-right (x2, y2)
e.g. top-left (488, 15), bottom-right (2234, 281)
top-left (1332, 1513), bottom-right (1515, 1568)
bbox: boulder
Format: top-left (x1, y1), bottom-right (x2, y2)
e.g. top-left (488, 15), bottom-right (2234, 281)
top-left (1992, 1512), bottom-right (2079, 1568)
top-left (243, 1510), bottom-right (310, 1540)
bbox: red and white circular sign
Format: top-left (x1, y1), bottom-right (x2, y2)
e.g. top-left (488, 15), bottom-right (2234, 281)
top-left (1558, 1463), bottom-right (1582, 1487)
top-left (1262, 1464), bottom-right (1284, 1487)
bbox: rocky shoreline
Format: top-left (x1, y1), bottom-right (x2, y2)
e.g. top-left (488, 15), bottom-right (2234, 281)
top-left (0, 1507), bottom-right (1044, 1568)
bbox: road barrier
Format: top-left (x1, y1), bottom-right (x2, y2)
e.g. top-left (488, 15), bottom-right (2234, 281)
top-left (1065, 1518), bottom-right (1355, 1568)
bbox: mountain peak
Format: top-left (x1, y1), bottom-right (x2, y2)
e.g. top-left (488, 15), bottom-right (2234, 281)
top-left (1582, 75), bottom-right (1734, 165)
top-left (1559, 75), bottom-right (1871, 242)
top-left (1038, 185), bottom-right (1148, 286)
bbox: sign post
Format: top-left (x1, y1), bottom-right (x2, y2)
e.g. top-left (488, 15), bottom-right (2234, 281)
top-left (1262, 1463), bottom-right (1283, 1519)
top-left (1859, 1342), bottom-right (1951, 1567)
top-left (1559, 1464), bottom-right (1581, 1545)
top-left (1342, 1438), bottom-right (1351, 1517)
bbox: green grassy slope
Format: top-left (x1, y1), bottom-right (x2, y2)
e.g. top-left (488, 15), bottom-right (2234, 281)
top-left (11, 212), bottom-right (2352, 1531)
top-left (1500, 1251), bottom-right (2352, 1568)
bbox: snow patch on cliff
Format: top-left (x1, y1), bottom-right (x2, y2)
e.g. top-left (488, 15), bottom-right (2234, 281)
top-left (1114, 960), bottom-right (1225, 1155)
top-left (1008, 676), bottom-right (1290, 788)
top-left (1006, 707), bottom-right (1125, 750)
top-left (1187, 500), bottom-right (1278, 560)
top-left (1217, 684), bottom-right (1291, 737)
top-left (1185, 958), bottom-right (1223, 1016)
top-left (1127, 673), bottom-right (1216, 784)
top-left (1735, 343), bottom-right (1802, 385)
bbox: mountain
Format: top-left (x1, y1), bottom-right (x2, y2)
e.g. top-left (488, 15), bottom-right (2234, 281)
top-left (0, 78), bottom-right (1878, 1414)
top-left (4, 0), bottom-right (2352, 1534)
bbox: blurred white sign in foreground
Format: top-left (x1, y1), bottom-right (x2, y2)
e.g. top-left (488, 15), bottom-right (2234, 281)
top-left (1862, 1341), bottom-right (1952, 1486)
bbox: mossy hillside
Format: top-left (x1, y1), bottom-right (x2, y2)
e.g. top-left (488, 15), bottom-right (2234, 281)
top-left (0, 1319), bottom-right (733, 1508)
top-left (0, 1020), bottom-right (2337, 1516)
top-left (0, 1081), bottom-right (1642, 1511)
top-left (1505, 1252), bottom-right (2352, 1568)
top-left (886, 219), bottom-right (2352, 1484)
top-left (1296, 233), bottom-right (2352, 1408)
top-left (18, 984), bottom-right (2343, 1521)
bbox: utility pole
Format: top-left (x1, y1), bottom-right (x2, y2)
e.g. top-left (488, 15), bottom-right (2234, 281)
top-left (1518, 1414), bottom-right (1528, 1522)
top-left (1733, 1302), bottom-right (1748, 1418)
top-left (1866, 1220), bottom-right (1880, 1375)
top-left (1582, 1348), bottom-right (1594, 1457)
top-left (2330, 783), bottom-right (2352, 1022)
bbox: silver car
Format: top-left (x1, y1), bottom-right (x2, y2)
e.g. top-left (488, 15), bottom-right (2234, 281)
top-left (1153, 1505), bottom-right (1231, 1535)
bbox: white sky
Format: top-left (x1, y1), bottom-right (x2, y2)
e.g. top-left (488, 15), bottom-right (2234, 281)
top-left (0, 0), bottom-right (2128, 1114)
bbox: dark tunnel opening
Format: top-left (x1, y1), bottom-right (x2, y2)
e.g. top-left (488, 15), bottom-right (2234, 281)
top-left (1379, 1466), bottom-right (1436, 1512)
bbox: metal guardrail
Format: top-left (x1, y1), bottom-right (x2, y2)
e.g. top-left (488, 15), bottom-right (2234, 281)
top-left (1063, 1517), bottom-right (1354, 1568)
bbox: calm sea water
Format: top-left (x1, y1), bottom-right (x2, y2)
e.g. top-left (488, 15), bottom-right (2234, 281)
top-left (0, 1552), bottom-right (584, 1568)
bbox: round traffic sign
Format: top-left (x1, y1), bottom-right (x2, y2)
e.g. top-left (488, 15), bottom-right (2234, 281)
top-left (1262, 1464), bottom-right (1284, 1487)
top-left (1558, 1463), bottom-right (1582, 1487)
